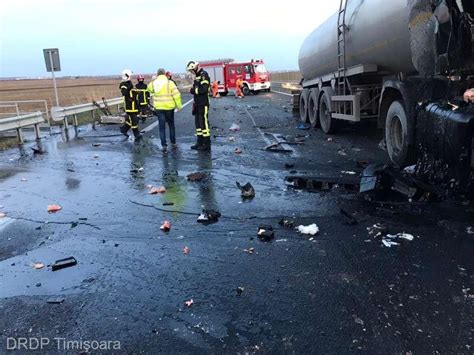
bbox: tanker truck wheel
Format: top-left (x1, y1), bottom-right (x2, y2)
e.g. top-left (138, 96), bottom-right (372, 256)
top-left (308, 88), bottom-right (319, 127)
top-left (385, 100), bottom-right (415, 167)
top-left (299, 89), bottom-right (309, 123)
top-left (319, 92), bottom-right (336, 133)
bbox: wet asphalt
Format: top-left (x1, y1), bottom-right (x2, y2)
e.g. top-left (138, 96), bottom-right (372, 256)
top-left (0, 91), bottom-right (473, 354)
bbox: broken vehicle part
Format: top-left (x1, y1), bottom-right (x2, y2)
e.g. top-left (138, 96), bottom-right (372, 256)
top-left (279, 218), bottom-right (295, 228)
top-left (197, 209), bottom-right (221, 225)
top-left (257, 224), bottom-right (275, 241)
top-left (187, 172), bottom-right (208, 182)
top-left (51, 257), bottom-right (77, 271)
top-left (286, 175), bottom-right (359, 192)
top-left (160, 220), bottom-right (171, 232)
top-left (236, 181), bottom-right (255, 199)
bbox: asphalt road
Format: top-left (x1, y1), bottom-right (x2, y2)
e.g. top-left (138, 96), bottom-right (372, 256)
top-left (0, 91), bottom-right (472, 353)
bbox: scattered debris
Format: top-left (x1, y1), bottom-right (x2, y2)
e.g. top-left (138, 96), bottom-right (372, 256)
top-left (92, 143), bottom-right (101, 147)
top-left (286, 175), bottom-right (359, 192)
top-left (367, 223), bottom-right (388, 238)
top-left (337, 149), bottom-right (347, 156)
top-left (327, 137), bottom-right (333, 142)
top-left (466, 227), bottom-right (474, 235)
top-left (160, 220), bottom-right (171, 232)
top-left (243, 247), bottom-right (255, 254)
top-left (163, 202), bottom-right (174, 206)
top-left (31, 147), bottom-right (44, 155)
top-left (275, 239), bottom-right (288, 242)
top-left (36, 283), bottom-right (42, 287)
top-left (279, 218), bottom-right (295, 228)
top-left (47, 205), bottom-right (62, 213)
top-left (296, 224), bottom-right (319, 235)
top-left (386, 233), bottom-right (414, 241)
top-left (183, 246), bottom-right (190, 255)
top-left (257, 224), bottom-right (275, 241)
top-left (0, 212), bottom-right (6, 218)
top-left (51, 257), bottom-right (77, 271)
top-left (264, 142), bottom-right (293, 153)
top-left (297, 123), bottom-right (310, 130)
top-left (197, 209), bottom-right (221, 225)
top-left (185, 299), bottom-right (194, 307)
top-left (149, 186), bottom-right (166, 194)
top-left (229, 123), bottom-right (241, 131)
top-left (236, 182), bottom-right (255, 199)
top-left (20, 178), bottom-right (27, 182)
top-left (33, 262), bottom-right (45, 270)
top-left (46, 296), bottom-right (65, 304)
top-left (354, 317), bottom-right (365, 326)
top-left (236, 286), bottom-right (245, 295)
top-left (284, 163), bottom-right (295, 169)
top-left (130, 167), bottom-right (144, 173)
top-left (187, 172), bottom-right (208, 182)
top-left (382, 239), bottom-right (399, 248)
top-left (93, 154), bottom-right (99, 159)
top-left (234, 148), bottom-right (243, 154)
top-left (341, 171), bottom-right (357, 175)
top-left (404, 165), bottom-right (416, 174)
top-left (228, 136), bottom-right (235, 142)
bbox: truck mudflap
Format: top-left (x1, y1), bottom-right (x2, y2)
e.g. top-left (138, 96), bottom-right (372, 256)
top-left (415, 102), bottom-right (474, 187)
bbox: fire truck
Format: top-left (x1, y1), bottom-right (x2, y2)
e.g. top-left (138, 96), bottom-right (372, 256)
top-left (199, 59), bottom-right (271, 96)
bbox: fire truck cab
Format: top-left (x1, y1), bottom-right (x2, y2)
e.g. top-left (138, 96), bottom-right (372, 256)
top-left (200, 59), bottom-right (271, 96)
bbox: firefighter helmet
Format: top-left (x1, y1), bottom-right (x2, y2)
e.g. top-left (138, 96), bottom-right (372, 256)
top-left (137, 74), bottom-right (144, 81)
top-left (186, 61), bottom-right (199, 72)
top-left (165, 71), bottom-right (172, 78)
top-left (121, 69), bottom-right (132, 80)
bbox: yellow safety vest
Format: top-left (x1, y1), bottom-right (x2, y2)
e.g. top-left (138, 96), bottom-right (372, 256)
top-left (147, 75), bottom-right (182, 111)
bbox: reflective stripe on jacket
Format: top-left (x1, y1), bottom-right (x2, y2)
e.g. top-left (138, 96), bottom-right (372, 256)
top-left (147, 75), bottom-right (182, 111)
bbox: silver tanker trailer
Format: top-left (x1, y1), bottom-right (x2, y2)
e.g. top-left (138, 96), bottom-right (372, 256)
top-left (298, 0), bottom-right (473, 182)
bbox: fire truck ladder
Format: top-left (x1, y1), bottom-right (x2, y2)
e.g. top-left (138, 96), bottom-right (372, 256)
top-left (336, 0), bottom-right (348, 115)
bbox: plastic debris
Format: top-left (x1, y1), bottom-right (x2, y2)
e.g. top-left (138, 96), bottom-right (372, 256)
top-left (93, 154), bottom-right (99, 159)
top-left (0, 212), bottom-right (6, 218)
top-left (228, 136), bottom-right (235, 142)
top-left (229, 123), bottom-right (241, 131)
top-left (20, 178), bottom-right (27, 182)
top-left (257, 224), bottom-right (275, 241)
top-left (296, 224), bottom-right (319, 235)
top-left (367, 223), bottom-right (388, 238)
top-left (187, 172), bottom-right (208, 182)
top-left (236, 181), bottom-right (255, 199)
top-left (234, 148), bottom-right (243, 154)
top-left (47, 205), bottom-right (62, 213)
top-left (382, 239), bottom-right (399, 248)
top-left (185, 299), bottom-right (194, 307)
top-left (403, 165), bottom-right (416, 174)
top-left (236, 286), bottom-right (245, 295)
top-left (33, 262), bottom-right (45, 270)
top-left (51, 257), bottom-right (77, 271)
top-left (297, 123), bottom-right (310, 130)
top-left (47, 296), bottom-right (65, 304)
top-left (183, 246), bottom-right (190, 255)
top-left (387, 233), bottom-right (414, 241)
top-left (327, 137), bottom-right (333, 142)
top-left (337, 149), bottom-right (347, 156)
top-left (466, 226), bottom-right (474, 234)
top-left (243, 247), bottom-right (255, 254)
top-left (197, 209), bottom-right (221, 225)
top-left (160, 220), bottom-right (171, 232)
top-left (341, 171), bottom-right (357, 175)
top-left (149, 186), bottom-right (166, 194)
top-left (279, 218), bottom-right (295, 228)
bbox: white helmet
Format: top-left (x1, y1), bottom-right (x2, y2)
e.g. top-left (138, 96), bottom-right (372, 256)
top-left (186, 61), bottom-right (199, 72)
top-left (121, 69), bottom-right (132, 81)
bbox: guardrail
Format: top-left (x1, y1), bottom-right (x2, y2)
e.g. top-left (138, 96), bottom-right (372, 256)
top-left (0, 109), bottom-right (44, 143)
top-left (51, 97), bottom-right (123, 129)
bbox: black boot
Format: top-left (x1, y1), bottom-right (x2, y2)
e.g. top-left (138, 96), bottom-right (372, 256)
top-left (191, 136), bottom-right (203, 150)
top-left (197, 137), bottom-right (211, 151)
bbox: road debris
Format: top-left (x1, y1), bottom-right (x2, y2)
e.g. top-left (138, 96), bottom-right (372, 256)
top-left (286, 175), bottom-right (359, 192)
top-left (341, 171), bottom-right (357, 175)
top-left (382, 239), bottom-right (399, 248)
top-left (466, 226), bottom-right (474, 234)
top-left (279, 218), bottom-right (295, 228)
top-left (235, 148), bottom-right (243, 154)
top-left (197, 209), bottom-right (221, 225)
top-left (163, 202), bottom-right (174, 206)
top-left (187, 172), bottom-right (208, 182)
top-left (386, 233), bottom-right (414, 241)
top-left (296, 224), bottom-right (319, 235)
top-left (236, 286), bottom-right (245, 295)
top-left (46, 296), bottom-right (65, 304)
top-left (130, 167), bottom-right (144, 173)
top-left (47, 205), bottom-right (62, 213)
top-left (0, 212), bottom-right (6, 218)
top-left (297, 123), bottom-right (310, 130)
top-left (149, 186), bottom-right (166, 194)
top-left (243, 247), bottom-right (255, 254)
top-left (51, 257), bottom-right (77, 271)
top-left (229, 123), bottom-right (241, 131)
top-left (367, 223), bottom-right (388, 238)
top-left (236, 181), bottom-right (255, 199)
top-left (327, 137), bottom-right (333, 142)
top-left (20, 178), bottom-right (27, 182)
top-left (337, 149), bottom-right (347, 156)
top-left (257, 224), bottom-right (275, 241)
top-left (284, 163), bottom-right (295, 169)
top-left (160, 220), bottom-right (171, 232)
top-left (33, 262), bottom-right (45, 270)
top-left (183, 246), bottom-right (190, 255)
top-left (228, 136), bottom-right (235, 142)
top-left (185, 299), bottom-right (194, 307)
top-left (339, 208), bottom-right (358, 225)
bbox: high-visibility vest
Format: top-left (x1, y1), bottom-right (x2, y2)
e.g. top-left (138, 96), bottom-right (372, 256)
top-left (147, 75), bottom-right (182, 111)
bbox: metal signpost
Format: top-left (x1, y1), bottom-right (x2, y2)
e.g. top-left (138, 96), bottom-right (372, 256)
top-left (43, 48), bottom-right (66, 128)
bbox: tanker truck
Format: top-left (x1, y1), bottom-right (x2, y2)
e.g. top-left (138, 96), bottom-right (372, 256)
top-left (298, 0), bottom-right (474, 180)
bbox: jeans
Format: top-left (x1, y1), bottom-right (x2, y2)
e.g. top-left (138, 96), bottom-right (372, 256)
top-left (156, 109), bottom-right (176, 147)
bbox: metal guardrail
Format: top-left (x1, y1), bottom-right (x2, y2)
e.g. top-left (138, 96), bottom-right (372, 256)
top-left (0, 111), bottom-right (44, 143)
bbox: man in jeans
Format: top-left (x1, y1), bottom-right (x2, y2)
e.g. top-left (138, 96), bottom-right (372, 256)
top-left (147, 68), bottom-right (182, 151)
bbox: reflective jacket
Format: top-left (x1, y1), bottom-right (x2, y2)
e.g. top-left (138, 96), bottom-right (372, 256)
top-left (119, 80), bottom-right (138, 113)
top-left (135, 81), bottom-right (149, 106)
top-left (191, 68), bottom-right (210, 107)
top-left (147, 75), bottom-right (182, 111)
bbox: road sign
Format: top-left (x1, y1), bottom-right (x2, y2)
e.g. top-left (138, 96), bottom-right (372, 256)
top-left (43, 48), bottom-right (61, 72)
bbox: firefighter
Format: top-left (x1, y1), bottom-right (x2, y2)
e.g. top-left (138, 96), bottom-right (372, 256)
top-left (211, 80), bottom-right (220, 98)
top-left (135, 74), bottom-right (150, 122)
top-left (186, 60), bottom-right (211, 151)
top-left (235, 76), bottom-right (244, 98)
top-left (119, 69), bottom-right (142, 141)
top-left (147, 68), bottom-right (182, 151)
top-left (166, 71), bottom-right (176, 85)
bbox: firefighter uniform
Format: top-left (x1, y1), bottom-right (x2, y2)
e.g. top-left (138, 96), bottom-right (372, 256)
top-left (135, 81), bottom-right (150, 119)
top-left (191, 68), bottom-right (211, 150)
top-left (119, 80), bottom-right (141, 139)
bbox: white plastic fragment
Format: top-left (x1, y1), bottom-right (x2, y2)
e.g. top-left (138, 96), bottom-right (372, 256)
top-left (382, 239), bottom-right (399, 247)
top-left (296, 224), bottom-right (319, 235)
top-left (229, 123), bottom-right (241, 131)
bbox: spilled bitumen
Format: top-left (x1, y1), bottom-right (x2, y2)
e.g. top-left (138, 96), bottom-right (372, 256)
top-left (0, 92), bottom-right (473, 353)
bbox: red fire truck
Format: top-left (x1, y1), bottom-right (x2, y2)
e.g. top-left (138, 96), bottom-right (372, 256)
top-left (199, 59), bottom-right (271, 96)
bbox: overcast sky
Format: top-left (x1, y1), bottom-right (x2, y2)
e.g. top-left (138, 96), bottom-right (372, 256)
top-left (0, 0), bottom-right (339, 77)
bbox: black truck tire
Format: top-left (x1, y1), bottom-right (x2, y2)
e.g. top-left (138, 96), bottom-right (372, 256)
top-left (299, 89), bottom-right (310, 123)
top-left (319, 91), bottom-right (335, 133)
top-left (385, 100), bottom-right (415, 167)
top-left (308, 88), bottom-right (319, 127)
top-left (242, 85), bottom-right (250, 96)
